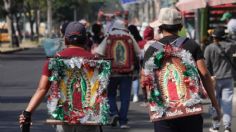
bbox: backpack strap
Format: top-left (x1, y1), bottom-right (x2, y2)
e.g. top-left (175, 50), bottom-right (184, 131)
top-left (172, 37), bottom-right (188, 47)
top-left (150, 37), bottom-right (188, 50)
top-left (56, 53), bottom-right (61, 57)
top-left (150, 41), bottom-right (164, 51)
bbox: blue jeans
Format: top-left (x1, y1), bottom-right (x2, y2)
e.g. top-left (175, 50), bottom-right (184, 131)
top-left (132, 79), bottom-right (139, 96)
top-left (213, 78), bottom-right (234, 128)
top-left (107, 76), bottom-right (132, 125)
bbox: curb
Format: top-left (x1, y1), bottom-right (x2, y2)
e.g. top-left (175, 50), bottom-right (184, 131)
top-left (0, 48), bottom-right (26, 54)
top-left (0, 45), bottom-right (40, 54)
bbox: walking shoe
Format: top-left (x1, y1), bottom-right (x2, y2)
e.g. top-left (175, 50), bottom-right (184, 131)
top-left (120, 124), bottom-right (130, 129)
top-left (224, 127), bottom-right (231, 132)
top-left (110, 115), bottom-right (119, 127)
top-left (132, 95), bottom-right (139, 103)
top-left (209, 127), bottom-right (219, 132)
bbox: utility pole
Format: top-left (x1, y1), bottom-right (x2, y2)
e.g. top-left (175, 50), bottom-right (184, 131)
top-left (47, 0), bottom-right (52, 37)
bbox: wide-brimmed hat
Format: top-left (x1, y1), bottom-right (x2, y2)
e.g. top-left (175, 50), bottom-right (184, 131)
top-left (150, 7), bottom-right (182, 28)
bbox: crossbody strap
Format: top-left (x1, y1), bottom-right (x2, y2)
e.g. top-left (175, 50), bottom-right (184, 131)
top-left (216, 44), bottom-right (236, 71)
top-left (150, 41), bottom-right (164, 51)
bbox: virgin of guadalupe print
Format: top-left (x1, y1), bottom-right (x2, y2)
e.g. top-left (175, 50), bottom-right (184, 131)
top-left (106, 34), bottom-right (134, 73)
top-left (46, 57), bottom-right (111, 125)
top-left (143, 39), bottom-right (207, 121)
top-left (114, 41), bottom-right (126, 65)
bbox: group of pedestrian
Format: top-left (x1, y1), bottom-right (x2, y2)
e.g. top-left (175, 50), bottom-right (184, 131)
top-left (203, 12), bottom-right (236, 132)
top-left (18, 6), bottom-right (236, 132)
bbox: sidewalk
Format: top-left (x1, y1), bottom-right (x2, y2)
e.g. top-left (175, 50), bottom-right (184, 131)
top-left (0, 40), bottom-right (40, 53)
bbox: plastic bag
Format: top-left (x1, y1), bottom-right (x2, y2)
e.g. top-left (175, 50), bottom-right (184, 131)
top-left (42, 38), bottom-right (65, 57)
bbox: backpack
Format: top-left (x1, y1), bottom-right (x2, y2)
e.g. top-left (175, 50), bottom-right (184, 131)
top-left (42, 38), bottom-right (65, 57)
top-left (105, 34), bottom-right (135, 73)
top-left (144, 37), bottom-right (207, 121)
top-left (46, 57), bottom-right (111, 125)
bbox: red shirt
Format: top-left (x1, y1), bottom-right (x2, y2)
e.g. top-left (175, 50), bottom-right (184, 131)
top-left (42, 47), bottom-right (94, 76)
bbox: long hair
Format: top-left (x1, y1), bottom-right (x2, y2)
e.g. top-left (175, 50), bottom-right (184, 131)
top-left (128, 25), bottom-right (143, 42)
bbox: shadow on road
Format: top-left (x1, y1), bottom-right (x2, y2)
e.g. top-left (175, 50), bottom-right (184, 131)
top-left (0, 110), bottom-right (55, 132)
top-left (0, 48), bottom-right (47, 61)
top-left (0, 96), bottom-right (32, 103)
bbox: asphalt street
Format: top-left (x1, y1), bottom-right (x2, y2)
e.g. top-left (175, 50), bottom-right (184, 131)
top-left (0, 47), bottom-right (235, 132)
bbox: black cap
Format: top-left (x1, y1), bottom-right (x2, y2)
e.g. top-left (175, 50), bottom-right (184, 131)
top-left (65, 21), bottom-right (87, 44)
top-left (212, 27), bottom-right (226, 39)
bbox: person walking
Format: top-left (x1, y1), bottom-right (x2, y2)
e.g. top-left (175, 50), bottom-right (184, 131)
top-left (91, 23), bottom-right (105, 54)
top-left (128, 24), bottom-right (143, 103)
top-left (18, 21), bottom-right (102, 132)
top-left (139, 26), bottom-right (154, 106)
top-left (141, 7), bottom-right (221, 132)
top-left (221, 12), bottom-right (236, 40)
top-left (204, 27), bottom-right (236, 132)
top-left (94, 19), bottom-right (141, 129)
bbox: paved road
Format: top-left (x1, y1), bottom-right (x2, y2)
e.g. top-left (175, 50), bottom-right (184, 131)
top-left (0, 47), bottom-right (235, 132)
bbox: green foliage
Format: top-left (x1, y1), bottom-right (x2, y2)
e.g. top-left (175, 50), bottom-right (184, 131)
top-left (52, 0), bottom-right (77, 22)
top-left (0, 1), bottom-right (4, 19)
top-left (52, 0), bottom-right (92, 22)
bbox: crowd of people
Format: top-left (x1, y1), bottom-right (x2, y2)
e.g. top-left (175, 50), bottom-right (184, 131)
top-left (18, 7), bottom-right (235, 132)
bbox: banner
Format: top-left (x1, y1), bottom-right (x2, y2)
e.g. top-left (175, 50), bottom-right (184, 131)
top-left (176, 0), bottom-right (206, 11)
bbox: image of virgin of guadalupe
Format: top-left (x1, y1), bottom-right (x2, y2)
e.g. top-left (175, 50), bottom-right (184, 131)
top-left (115, 42), bottom-right (125, 65)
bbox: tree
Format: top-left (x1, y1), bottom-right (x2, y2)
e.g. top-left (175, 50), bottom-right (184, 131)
top-left (13, 0), bottom-right (24, 41)
top-left (47, 0), bottom-right (52, 37)
top-left (21, 0), bottom-right (47, 40)
top-left (3, 0), bottom-right (20, 47)
top-left (0, 1), bottom-right (7, 20)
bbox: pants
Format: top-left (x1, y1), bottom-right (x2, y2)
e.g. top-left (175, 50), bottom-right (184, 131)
top-left (212, 78), bottom-right (234, 128)
top-left (54, 125), bottom-right (102, 132)
top-left (154, 114), bottom-right (203, 132)
top-left (107, 76), bottom-right (132, 126)
top-left (141, 87), bottom-right (148, 102)
top-left (132, 79), bottom-right (139, 96)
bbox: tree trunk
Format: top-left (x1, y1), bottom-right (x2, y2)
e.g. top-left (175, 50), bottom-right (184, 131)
top-left (34, 0), bottom-right (40, 41)
top-left (3, 0), bottom-right (13, 45)
top-left (15, 14), bottom-right (23, 42)
top-left (29, 20), bottom-right (34, 41)
top-left (34, 9), bottom-right (40, 41)
top-left (11, 16), bottom-right (19, 47)
top-left (47, 0), bottom-right (52, 37)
